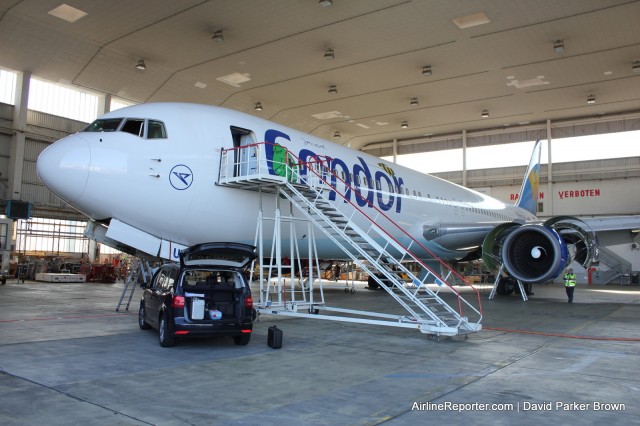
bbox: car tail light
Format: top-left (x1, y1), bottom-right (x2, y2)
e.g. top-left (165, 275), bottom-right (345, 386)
top-left (172, 295), bottom-right (185, 308)
top-left (175, 330), bottom-right (189, 335)
top-left (240, 329), bottom-right (251, 334)
top-left (244, 296), bottom-right (253, 309)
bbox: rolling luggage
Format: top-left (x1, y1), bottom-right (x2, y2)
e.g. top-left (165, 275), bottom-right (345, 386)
top-left (267, 325), bottom-right (283, 349)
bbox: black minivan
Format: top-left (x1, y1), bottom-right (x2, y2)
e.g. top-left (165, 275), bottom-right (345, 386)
top-left (138, 242), bottom-right (257, 347)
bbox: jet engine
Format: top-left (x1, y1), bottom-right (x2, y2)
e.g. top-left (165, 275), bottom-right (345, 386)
top-left (482, 217), bottom-right (597, 284)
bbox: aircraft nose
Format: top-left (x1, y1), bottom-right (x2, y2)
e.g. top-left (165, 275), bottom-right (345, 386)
top-left (36, 134), bottom-right (90, 204)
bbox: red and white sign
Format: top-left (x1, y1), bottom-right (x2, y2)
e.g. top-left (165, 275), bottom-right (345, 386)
top-left (558, 188), bottom-right (601, 199)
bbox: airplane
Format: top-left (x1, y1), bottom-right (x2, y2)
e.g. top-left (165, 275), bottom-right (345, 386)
top-left (35, 102), bottom-right (599, 289)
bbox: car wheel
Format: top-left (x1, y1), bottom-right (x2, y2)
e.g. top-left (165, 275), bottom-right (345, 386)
top-left (159, 314), bottom-right (175, 347)
top-left (138, 304), bottom-right (151, 330)
top-left (233, 334), bottom-right (251, 345)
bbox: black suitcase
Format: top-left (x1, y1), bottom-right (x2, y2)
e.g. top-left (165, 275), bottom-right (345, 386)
top-left (267, 325), bottom-right (283, 349)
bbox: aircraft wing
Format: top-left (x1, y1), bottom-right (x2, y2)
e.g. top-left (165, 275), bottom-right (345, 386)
top-left (579, 215), bottom-right (640, 232)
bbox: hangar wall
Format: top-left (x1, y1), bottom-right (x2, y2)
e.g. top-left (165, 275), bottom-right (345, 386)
top-left (481, 178), bottom-right (640, 217)
top-left (0, 102), bottom-right (87, 219)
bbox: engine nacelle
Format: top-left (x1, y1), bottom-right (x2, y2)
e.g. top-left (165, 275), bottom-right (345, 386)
top-left (482, 217), bottom-right (597, 284)
top-left (501, 225), bottom-right (568, 283)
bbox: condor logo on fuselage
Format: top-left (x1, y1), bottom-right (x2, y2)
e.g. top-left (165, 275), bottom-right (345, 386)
top-left (264, 129), bottom-right (404, 213)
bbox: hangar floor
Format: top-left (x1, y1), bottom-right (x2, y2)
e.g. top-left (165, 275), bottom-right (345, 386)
top-left (0, 279), bottom-right (639, 425)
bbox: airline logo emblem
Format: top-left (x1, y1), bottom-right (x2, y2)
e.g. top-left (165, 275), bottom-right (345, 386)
top-left (169, 164), bottom-right (193, 190)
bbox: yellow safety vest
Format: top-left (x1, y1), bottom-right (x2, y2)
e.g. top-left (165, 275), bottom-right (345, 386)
top-left (564, 273), bottom-right (576, 287)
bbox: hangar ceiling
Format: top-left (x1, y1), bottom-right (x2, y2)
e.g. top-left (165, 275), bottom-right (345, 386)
top-left (1, 0), bottom-right (639, 151)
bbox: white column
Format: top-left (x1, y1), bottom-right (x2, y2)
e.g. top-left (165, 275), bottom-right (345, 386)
top-left (462, 130), bottom-right (467, 187)
top-left (87, 239), bottom-right (98, 263)
top-left (7, 71), bottom-right (30, 201)
top-left (546, 119), bottom-right (553, 216)
top-left (98, 93), bottom-right (111, 115)
top-left (392, 138), bottom-right (398, 164)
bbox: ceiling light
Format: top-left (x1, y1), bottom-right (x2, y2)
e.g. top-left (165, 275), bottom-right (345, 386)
top-left (587, 94), bottom-right (596, 104)
top-left (212, 30), bottom-right (224, 42)
top-left (319, 0), bottom-right (333, 7)
top-left (452, 12), bottom-right (491, 29)
top-left (254, 102), bottom-right (263, 111)
top-left (401, 121), bottom-right (408, 129)
top-left (553, 40), bottom-right (564, 54)
top-left (422, 65), bottom-right (432, 76)
top-left (324, 48), bottom-right (335, 60)
top-left (48, 4), bottom-right (88, 23)
top-left (632, 60), bottom-right (640, 73)
top-left (328, 85), bottom-right (337, 94)
top-left (135, 59), bottom-right (146, 70)
top-left (216, 72), bottom-right (251, 87)
top-left (410, 97), bottom-right (419, 106)
top-left (481, 110), bottom-right (489, 118)
top-left (333, 131), bottom-right (341, 139)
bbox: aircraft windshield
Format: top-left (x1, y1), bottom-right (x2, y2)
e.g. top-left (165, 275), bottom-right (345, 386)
top-left (83, 118), bottom-right (123, 132)
top-left (82, 118), bottom-right (167, 139)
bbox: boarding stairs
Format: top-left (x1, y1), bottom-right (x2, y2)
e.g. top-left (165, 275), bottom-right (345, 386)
top-left (595, 247), bottom-right (632, 285)
top-left (218, 143), bottom-right (482, 337)
top-left (116, 258), bottom-right (155, 312)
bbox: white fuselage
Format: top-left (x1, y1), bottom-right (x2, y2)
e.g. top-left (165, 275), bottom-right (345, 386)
top-left (36, 103), bottom-right (537, 261)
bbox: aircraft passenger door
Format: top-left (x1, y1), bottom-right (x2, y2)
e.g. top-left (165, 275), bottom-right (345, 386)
top-left (230, 127), bottom-right (257, 177)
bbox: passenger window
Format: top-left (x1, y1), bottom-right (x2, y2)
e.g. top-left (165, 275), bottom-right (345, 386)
top-left (121, 119), bottom-right (145, 137)
top-left (147, 120), bottom-right (167, 139)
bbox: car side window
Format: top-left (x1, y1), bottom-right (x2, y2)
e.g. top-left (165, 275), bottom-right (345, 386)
top-left (153, 267), bottom-right (173, 291)
top-left (165, 268), bottom-right (178, 291)
top-left (151, 269), bottom-right (163, 290)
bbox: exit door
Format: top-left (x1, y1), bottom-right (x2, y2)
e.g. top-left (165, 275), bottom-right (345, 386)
top-left (230, 126), bottom-right (257, 177)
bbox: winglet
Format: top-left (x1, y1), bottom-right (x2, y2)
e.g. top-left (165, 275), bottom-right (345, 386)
top-left (515, 139), bottom-right (542, 215)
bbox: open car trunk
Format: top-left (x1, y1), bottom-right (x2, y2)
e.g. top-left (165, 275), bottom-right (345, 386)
top-left (181, 270), bottom-right (245, 323)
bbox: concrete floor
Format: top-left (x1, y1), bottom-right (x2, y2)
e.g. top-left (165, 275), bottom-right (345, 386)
top-left (0, 278), bottom-right (639, 425)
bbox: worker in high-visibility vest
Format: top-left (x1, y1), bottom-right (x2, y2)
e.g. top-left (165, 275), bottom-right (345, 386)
top-left (564, 268), bottom-right (576, 303)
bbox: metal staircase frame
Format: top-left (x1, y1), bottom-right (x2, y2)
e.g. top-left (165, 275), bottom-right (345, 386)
top-left (116, 258), bottom-right (155, 311)
top-left (218, 142), bottom-right (482, 337)
top-left (252, 194), bottom-right (327, 313)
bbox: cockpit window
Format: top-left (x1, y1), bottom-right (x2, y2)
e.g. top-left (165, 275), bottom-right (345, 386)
top-left (121, 119), bottom-right (145, 138)
top-left (82, 117), bottom-right (167, 139)
top-left (148, 120), bottom-right (167, 139)
top-left (83, 118), bottom-right (123, 132)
